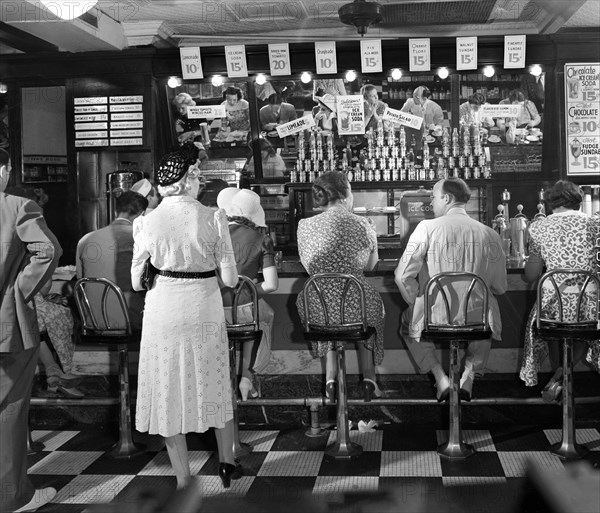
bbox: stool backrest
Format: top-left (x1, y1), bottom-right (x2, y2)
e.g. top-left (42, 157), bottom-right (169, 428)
top-left (74, 277), bottom-right (133, 337)
top-left (228, 275), bottom-right (260, 331)
top-left (301, 273), bottom-right (368, 332)
top-left (423, 272), bottom-right (490, 332)
top-left (536, 269), bottom-right (600, 329)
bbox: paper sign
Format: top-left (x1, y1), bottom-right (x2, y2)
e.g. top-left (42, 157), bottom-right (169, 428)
top-left (275, 116), bottom-right (316, 138)
top-left (75, 139), bottom-right (108, 147)
top-left (315, 42), bottom-right (337, 75)
top-left (383, 107), bottom-right (423, 130)
top-left (74, 105), bottom-right (107, 113)
top-left (76, 131), bottom-right (108, 139)
top-left (110, 95), bottom-right (143, 104)
top-left (361, 40), bottom-right (382, 73)
top-left (269, 43), bottom-right (291, 76)
top-left (187, 105), bottom-right (226, 119)
top-left (75, 122), bottom-right (108, 130)
top-left (456, 37), bottom-right (477, 70)
top-left (504, 35), bottom-right (526, 69)
top-left (409, 38), bottom-right (430, 72)
top-left (336, 95), bottom-right (365, 135)
top-left (481, 104), bottom-right (522, 118)
top-left (180, 47), bottom-right (204, 79)
top-left (74, 114), bottom-right (108, 122)
top-left (74, 97), bottom-right (107, 105)
top-left (110, 121), bottom-right (143, 129)
top-left (110, 138), bottom-right (143, 146)
top-left (225, 45), bottom-right (248, 77)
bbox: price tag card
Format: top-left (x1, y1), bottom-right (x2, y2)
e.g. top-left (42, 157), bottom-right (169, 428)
top-left (481, 104), bottom-right (522, 118)
top-left (383, 107), bottom-right (423, 130)
top-left (409, 38), bottom-right (430, 72)
top-left (180, 47), bottom-right (204, 79)
top-left (336, 95), bottom-right (365, 135)
top-left (276, 116), bottom-right (316, 138)
top-left (456, 37), bottom-right (477, 70)
top-left (360, 40), bottom-right (382, 73)
top-left (187, 105), bottom-right (226, 119)
top-left (315, 42), bottom-right (337, 75)
top-left (504, 35), bottom-right (526, 69)
top-left (269, 43), bottom-right (291, 76)
top-left (225, 45), bottom-right (248, 77)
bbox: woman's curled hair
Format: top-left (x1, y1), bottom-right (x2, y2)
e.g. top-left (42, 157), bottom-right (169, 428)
top-left (312, 171), bottom-right (349, 208)
top-left (545, 180), bottom-right (583, 211)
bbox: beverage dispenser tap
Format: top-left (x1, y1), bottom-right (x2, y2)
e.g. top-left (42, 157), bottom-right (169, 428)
top-left (493, 204), bottom-right (510, 258)
top-left (510, 204), bottom-right (529, 261)
top-left (533, 188), bottom-right (547, 222)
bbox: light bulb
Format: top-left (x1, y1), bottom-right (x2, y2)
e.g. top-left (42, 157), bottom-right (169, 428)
top-left (211, 75), bottom-right (223, 87)
top-left (437, 67), bottom-right (449, 80)
top-left (167, 77), bottom-right (181, 89)
top-left (300, 72), bottom-right (312, 84)
top-left (530, 64), bottom-right (542, 77)
top-left (345, 70), bottom-right (357, 82)
top-left (40, 0), bottom-right (98, 20)
top-left (255, 73), bottom-right (267, 85)
top-left (391, 68), bottom-right (402, 80)
top-left (483, 65), bottom-right (495, 78)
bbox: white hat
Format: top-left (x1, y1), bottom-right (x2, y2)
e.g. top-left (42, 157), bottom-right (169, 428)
top-left (314, 93), bottom-right (337, 113)
top-left (216, 187), bottom-right (239, 214)
top-left (228, 189), bottom-right (266, 228)
top-left (131, 178), bottom-right (152, 198)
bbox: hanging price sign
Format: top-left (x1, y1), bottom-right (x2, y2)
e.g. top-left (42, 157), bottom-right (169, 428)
top-left (225, 45), bottom-right (248, 77)
top-left (269, 43), bottom-right (291, 76)
top-left (360, 39), bottom-right (382, 73)
top-left (179, 47), bottom-right (204, 79)
top-left (383, 107), bottom-right (423, 130)
top-left (409, 38), bottom-right (430, 72)
top-left (456, 37), bottom-right (477, 70)
top-left (504, 35), bottom-right (526, 69)
top-left (315, 42), bottom-right (337, 75)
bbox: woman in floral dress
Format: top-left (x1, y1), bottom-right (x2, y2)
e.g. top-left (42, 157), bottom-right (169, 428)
top-left (296, 172), bottom-right (385, 401)
top-left (519, 180), bottom-right (600, 400)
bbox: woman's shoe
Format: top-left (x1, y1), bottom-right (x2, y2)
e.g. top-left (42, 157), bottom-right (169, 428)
top-left (542, 379), bottom-right (563, 403)
top-left (239, 377), bottom-right (258, 401)
top-left (47, 377), bottom-right (84, 399)
top-left (362, 378), bottom-right (382, 402)
top-left (218, 462), bottom-right (243, 488)
top-left (325, 380), bottom-right (336, 401)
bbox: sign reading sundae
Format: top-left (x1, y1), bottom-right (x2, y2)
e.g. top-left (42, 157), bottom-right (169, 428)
top-left (336, 95), bottom-right (365, 136)
top-left (565, 62), bottom-right (599, 176)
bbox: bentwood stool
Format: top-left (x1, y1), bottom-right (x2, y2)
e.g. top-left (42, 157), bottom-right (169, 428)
top-left (301, 273), bottom-right (376, 460)
top-left (533, 269), bottom-right (600, 461)
top-left (225, 275), bottom-right (263, 458)
top-left (73, 278), bottom-right (144, 458)
top-left (421, 272), bottom-right (492, 460)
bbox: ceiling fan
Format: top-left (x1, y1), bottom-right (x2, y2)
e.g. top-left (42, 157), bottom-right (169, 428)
top-left (338, 0), bottom-right (384, 36)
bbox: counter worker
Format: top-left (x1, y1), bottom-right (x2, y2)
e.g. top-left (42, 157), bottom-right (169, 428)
top-left (172, 92), bottom-right (210, 149)
top-left (400, 86), bottom-right (444, 149)
top-left (220, 86), bottom-right (250, 132)
top-left (394, 178), bottom-right (507, 401)
top-left (131, 178), bottom-right (159, 214)
top-left (459, 92), bottom-right (495, 129)
top-left (496, 89), bottom-right (541, 131)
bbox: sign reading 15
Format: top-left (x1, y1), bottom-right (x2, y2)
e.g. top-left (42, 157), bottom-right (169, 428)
top-left (413, 56), bottom-right (426, 66)
top-left (229, 62), bottom-right (243, 72)
top-left (364, 57), bottom-right (378, 67)
top-left (583, 156), bottom-right (598, 169)
top-left (507, 52), bottom-right (520, 63)
top-left (583, 91), bottom-right (598, 101)
top-left (460, 54), bottom-right (473, 65)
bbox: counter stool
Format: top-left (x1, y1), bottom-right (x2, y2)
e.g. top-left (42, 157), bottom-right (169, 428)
top-left (225, 275), bottom-right (263, 458)
top-left (421, 272), bottom-right (492, 460)
top-left (534, 269), bottom-right (600, 461)
top-left (73, 278), bottom-right (144, 458)
top-left (301, 273), bottom-right (376, 460)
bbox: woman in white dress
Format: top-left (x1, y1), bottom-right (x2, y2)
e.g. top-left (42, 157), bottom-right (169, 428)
top-left (131, 147), bottom-right (242, 490)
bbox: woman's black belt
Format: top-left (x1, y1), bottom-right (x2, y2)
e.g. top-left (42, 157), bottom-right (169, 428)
top-left (156, 269), bottom-right (216, 279)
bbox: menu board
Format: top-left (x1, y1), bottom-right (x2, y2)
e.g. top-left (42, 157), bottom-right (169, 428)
top-left (74, 95), bottom-right (144, 148)
top-left (564, 63), bottom-right (599, 176)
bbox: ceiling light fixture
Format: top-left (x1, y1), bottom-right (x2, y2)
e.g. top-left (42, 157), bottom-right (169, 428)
top-left (391, 68), bottom-right (402, 81)
top-left (345, 70), bottom-right (357, 82)
top-left (167, 77), bottom-right (182, 88)
top-left (437, 67), bottom-right (449, 80)
top-left (40, 0), bottom-right (98, 21)
top-left (256, 74), bottom-right (267, 85)
top-left (211, 75), bottom-right (224, 87)
top-left (530, 64), bottom-right (543, 77)
top-left (483, 65), bottom-right (495, 78)
top-left (300, 72), bottom-right (312, 84)
top-left (338, 0), bottom-right (383, 37)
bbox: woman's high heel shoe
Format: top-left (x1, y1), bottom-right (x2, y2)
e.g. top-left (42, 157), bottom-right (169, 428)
top-left (218, 462), bottom-right (243, 488)
top-left (362, 378), bottom-right (382, 402)
top-left (542, 378), bottom-right (563, 403)
top-left (239, 377), bottom-right (258, 401)
top-left (47, 377), bottom-right (84, 399)
top-left (325, 380), bottom-right (336, 401)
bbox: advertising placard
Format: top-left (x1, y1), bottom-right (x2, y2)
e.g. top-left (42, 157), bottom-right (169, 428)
top-left (565, 63), bottom-right (600, 176)
top-left (409, 38), bottom-right (430, 72)
top-left (187, 105), bottom-right (226, 119)
top-left (336, 95), bottom-right (365, 135)
top-left (456, 37), bottom-right (477, 70)
top-left (504, 35), bottom-right (526, 69)
top-left (225, 45), bottom-right (248, 77)
top-left (481, 104), bottom-right (522, 118)
top-left (360, 39), bottom-right (382, 73)
top-left (383, 107), bottom-right (423, 130)
top-left (179, 47), bottom-right (204, 79)
top-left (275, 116), bottom-right (316, 138)
top-left (269, 43), bottom-right (291, 76)
top-left (315, 42), bottom-right (337, 74)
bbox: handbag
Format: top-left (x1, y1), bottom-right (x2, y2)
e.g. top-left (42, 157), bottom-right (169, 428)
top-left (141, 259), bottom-right (158, 290)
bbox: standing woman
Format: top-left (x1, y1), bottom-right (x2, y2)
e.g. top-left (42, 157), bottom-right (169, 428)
top-left (132, 147), bottom-right (242, 490)
top-left (296, 171), bottom-right (385, 401)
top-left (519, 180), bottom-right (599, 399)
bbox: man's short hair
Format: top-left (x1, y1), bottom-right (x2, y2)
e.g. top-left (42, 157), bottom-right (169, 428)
top-left (116, 191), bottom-right (148, 216)
top-left (441, 178), bottom-right (471, 203)
top-left (267, 93), bottom-right (283, 105)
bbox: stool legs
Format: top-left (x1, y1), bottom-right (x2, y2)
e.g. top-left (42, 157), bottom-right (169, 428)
top-left (228, 339), bottom-right (253, 458)
top-left (325, 342), bottom-right (362, 460)
top-left (550, 338), bottom-right (589, 461)
top-left (437, 340), bottom-right (475, 460)
top-left (110, 345), bottom-right (145, 458)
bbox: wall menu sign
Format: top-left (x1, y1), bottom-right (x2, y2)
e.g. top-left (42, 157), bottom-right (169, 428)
top-left (565, 63), bottom-right (600, 176)
top-left (74, 95), bottom-right (144, 148)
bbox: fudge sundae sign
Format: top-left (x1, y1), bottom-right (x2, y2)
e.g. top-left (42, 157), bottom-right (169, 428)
top-left (565, 63), bottom-right (599, 176)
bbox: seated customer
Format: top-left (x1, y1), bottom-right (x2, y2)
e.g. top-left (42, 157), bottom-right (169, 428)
top-left (520, 180), bottom-right (600, 400)
top-left (295, 171), bottom-right (385, 401)
top-left (217, 188), bottom-right (278, 400)
top-left (395, 178), bottom-right (507, 401)
top-left (76, 191), bottom-right (148, 330)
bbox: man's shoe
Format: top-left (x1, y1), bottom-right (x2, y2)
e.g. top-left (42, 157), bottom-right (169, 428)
top-left (436, 376), bottom-right (450, 402)
top-left (14, 487), bottom-right (57, 512)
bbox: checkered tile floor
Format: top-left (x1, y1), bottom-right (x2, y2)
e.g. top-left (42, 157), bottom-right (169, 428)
top-left (27, 424), bottom-right (600, 512)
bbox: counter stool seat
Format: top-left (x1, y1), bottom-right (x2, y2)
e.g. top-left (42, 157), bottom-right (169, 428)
top-left (421, 272), bottom-right (492, 460)
top-left (533, 269), bottom-right (600, 461)
top-left (301, 273), bottom-right (375, 460)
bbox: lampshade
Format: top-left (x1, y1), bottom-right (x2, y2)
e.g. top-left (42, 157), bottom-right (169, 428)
top-left (41, 0), bottom-right (98, 21)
